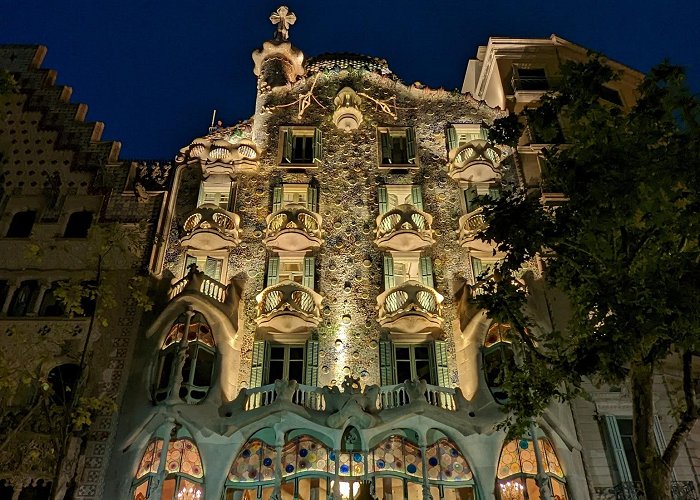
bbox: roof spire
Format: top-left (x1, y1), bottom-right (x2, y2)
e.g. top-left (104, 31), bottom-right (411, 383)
top-left (270, 6), bottom-right (296, 41)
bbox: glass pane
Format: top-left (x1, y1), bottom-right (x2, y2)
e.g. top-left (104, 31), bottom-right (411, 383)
top-left (267, 360), bottom-right (285, 384)
top-left (270, 346), bottom-right (286, 360)
top-left (193, 348), bottom-right (214, 387)
top-left (396, 360), bottom-right (412, 384)
top-left (158, 351), bottom-right (174, 390)
top-left (288, 360), bottom-right (304, 383)
top-left (395, 347), bottom-right (410, 361)
top-left (289, 347), bottom-right (305, 360)
top-left (133, 481), bottom-right (149, 500)
top-left (414, 358), bottom-right (432, 383)
top-left (161, 478), bottom-right (176, 500)
top-left (413, 346), bottom-right (430, 360)
top-left (497, 478), bottom-right (526, 500)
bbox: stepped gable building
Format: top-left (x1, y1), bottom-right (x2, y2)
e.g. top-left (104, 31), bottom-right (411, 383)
top-left (1, 8), bottom-right (698, 500)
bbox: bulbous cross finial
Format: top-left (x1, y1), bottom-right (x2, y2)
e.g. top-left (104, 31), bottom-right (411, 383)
top-left (270, 6), bottom-right (296, 41)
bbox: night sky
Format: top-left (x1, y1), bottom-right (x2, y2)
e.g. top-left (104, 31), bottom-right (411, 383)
top-left (1, 0), bottom-right (698, 159)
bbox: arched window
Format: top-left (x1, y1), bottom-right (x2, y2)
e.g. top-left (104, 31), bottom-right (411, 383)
top-left (497, 437), bottom-right (567, 499)
top-left (6, 210), bottom-right (36, 238)
top-left (8, 280), bottom-right (40, 317)
top-left (63, 211), bottom-right (93, 238)
top-left (132, 434), bottom-right (204, 499)
top-left (39, 281), bottom-right (66, 317)
top-left (154, 312), bottom-right (215, 404)
top-left (483, 323), bottom-right (516, 404)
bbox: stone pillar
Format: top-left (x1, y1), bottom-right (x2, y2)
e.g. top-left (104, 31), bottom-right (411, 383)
top-left (530, 423), bottom-right (554, 500)
top-left (149, 418), bottom-right (177, 499)
top-left (166, 306), bottom-right (195, 404)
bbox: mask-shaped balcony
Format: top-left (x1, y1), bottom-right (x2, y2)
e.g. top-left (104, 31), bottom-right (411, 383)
top-left (377, 280), bottom-right (444, 340)
top-left (263, 205), bottom-right (324, 252)
top-left (255, 280), bottom-right (323, 340)
top-left (447, 139), bottom-right (502, 184)
top-left (180, 204), bottom-right (241, 251)
top-left (375, 204), bottom-right (435, 252)
top-left (457, 208), bottom-right (502, 258)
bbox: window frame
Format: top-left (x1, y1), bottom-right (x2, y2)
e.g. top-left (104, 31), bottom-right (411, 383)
top-left (377, 126), bottom-right (418, 168)
top-left (278, 127), bottom-right (323, 167)
top-left (183, 253), bottom-right (227, 282)
top-left (393, 343), bottom-right (437, 385)
top-left (197, 179), bottom-right (233, 210)
top-left (265, 343), bottom-right (306, 385)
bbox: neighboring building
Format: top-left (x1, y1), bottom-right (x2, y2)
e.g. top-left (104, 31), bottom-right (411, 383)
top-left (1, 12), bottom-right (698, 500)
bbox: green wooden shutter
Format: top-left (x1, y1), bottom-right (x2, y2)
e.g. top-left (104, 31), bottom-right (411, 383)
top-left (379, 340), bottom-right (395, 386)
top-left (380, 131), bottom-right (392, 164)
top-left (603, 416), bottom-right (634, 483)
top-left (307, 184), bottom-right (319, 212)
top-left (383, 254), bottom-right (395, 290)
top-left (378, 186), bottom-right (388, 214)
top-left (205, 257), bottom-right (223, 281)
top-left (420, 256), bottom-right (434, 288)
top-left (471, 256), bottom-right (484, 278)
top-left (304, 340), bottom-right (319, 386)
top-left (283, 128), bottom-right (293, 163)
top-left (465, 185), bottom-right (478, 212)
top-left (433, 340), bottom-right (450, 388)
top-left (303, 256), bottom-right (315, 290)
top-left (267, 256), bottom-right (280, 286)
top-left (250, 340), bottom-right (267, 388)
top-left (411, 185), bottom-right (424, 211)
top-left (272, 186), bottom-right (283, 212)
top-left (185, 255), bottom-right (197, 274)
top-left (480, 125), bottom-right (489, 140)
top-left (446, 126), bottom-right (458, 151)
top-left (313, 129), bottom-right (323, 163)
top-left (406, 128), bottom-right (416, 164)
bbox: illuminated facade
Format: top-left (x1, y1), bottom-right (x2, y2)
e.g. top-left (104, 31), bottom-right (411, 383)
top-left (1, 11), bottom-right (699, 500)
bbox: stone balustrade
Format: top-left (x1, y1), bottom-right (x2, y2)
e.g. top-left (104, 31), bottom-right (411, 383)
top-left (180, 203), bottom-right (241, 251)
top-left (447, 139), bottom-right (503, 183)
top-left (375, 204), bottom-right (435, 252)
top-left (263, 206), bottom-right (324, 252)
top-left (376, 280), bottom-right (444, 338)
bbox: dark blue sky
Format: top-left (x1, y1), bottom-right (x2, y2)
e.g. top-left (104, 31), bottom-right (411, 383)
top-left (1, 0), bottom-right (698, 159)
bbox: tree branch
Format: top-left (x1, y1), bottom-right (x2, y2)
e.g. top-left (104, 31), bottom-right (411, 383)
top-left (662, 351), bottom-right (699, 466)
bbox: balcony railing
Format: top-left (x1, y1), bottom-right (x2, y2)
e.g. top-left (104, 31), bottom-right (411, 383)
top-left (377, 280), bottom-right (444, 337)
top-left (447, 139), bottom-right (503, 183)
top-left (255, 280), bottom-right (323, 337)
top-left (169, 271), bottom-right (228, 304)
top-left (457, 208), bottom-right (501, 257)
top-left (263, 206), bottom-right (324, 252)
top-left (595, 481), bottom-right (698, 500)
top-left (378, 383), bottom-right (456, 411)
top-left (180, 203), bottom-right (241, 251)
top-left (375, 204), bottom-right (435, 252)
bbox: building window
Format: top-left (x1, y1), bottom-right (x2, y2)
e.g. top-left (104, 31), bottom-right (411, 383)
top-left (378, 339), bottom-right (449, 388)
top-left (279, 127), bottom-right (323, 165)
top-left (395, 344), bottom-right (434, 385)
top-left (447, 124), bottom-right (488, 151)
top-left (463, 183), bottom-right (500, 214)
top-left (471, 256), bottom-right (498, 280)
top-left (198, 181), bottom-right (232, 210)
top-left (39, 281), bottom-right (66, 317)
top-left (497, 437), bottom-right (568, 499)
top-left (185, 255), bottom-right (224, 282)
top-left (383, 254), bottom-right (434, 290)
top-left (512, 67), bottom-right (549, 91)
top-left (154, 312), bottom-right (215, 404)
top-left (6, 210), bottom-right (36, 238)
top-left (8, 279), bottom-right (40, 317)
top-left (378, 127), bottom-right (417, 166)
top-left (132, 435), bottom-right (204, 500)
top-left (272, 182), bottom-right (320, 212)
top-left (250, 339), bottom-right (320, 388)
top-left (482, 323), bottom-right (516, 404)
top-left (266, 255), bottom-right (315, 289)
top-left (63, 211), bottom-right (93, 238)
top-left (377, 184), bottom-right (423, 214)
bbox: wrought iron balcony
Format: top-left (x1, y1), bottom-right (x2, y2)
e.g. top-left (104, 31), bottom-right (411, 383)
top-left (263, 205), bottom-right (324, 252)
top-left (255, 280), bottom-right (323, 339)
top-left (374, 204), bottom-right (435, 252)
top-left (457, 208), bottom-right (502, 258)
top-left (376, 280), bottom-right (444, 339)
top-left (447, 139), bottom-right (502, 184)
top-left (180, 203), bottom-right (241, 251)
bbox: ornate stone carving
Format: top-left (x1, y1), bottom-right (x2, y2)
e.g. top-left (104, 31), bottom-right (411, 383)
top-left (323, 376), bottom-right (380, 429)
top-left (333, 87), bottom-right (363, 131)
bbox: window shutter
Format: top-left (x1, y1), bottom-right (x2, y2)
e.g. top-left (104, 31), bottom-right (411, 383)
top-left (283, 128), bottom-right (293, 163)
top-left (380, 131), bottom-right (392, 163)
top-left (471, 257), bottom-right (484, 279)
top-left (480, 125), bottom-right (489, 141)
top-left (603, 416), bottom-right (634, 483)
top-left (303, 256), bottom-right (315, 290)
top-left (307, 184), bottom-right (319, 212)
top-left (378, 186), bottom-right (388, 214)
top-left (313, 129), bottom-right (323, 163)
top-left (406, 128), bottom-right (416, 164)
top-left (304, 340), bottom-right (319, 386)
top-left (379, 340), bottom-right (395, 386)
top-left (267, 256), bottom-right (280, 286)
top-left (420, 256), bottom-right (434, 288)
top-left (465, 185), bottom-right (478, 212)
top-left (383, 254), bottom-right (395, 290)
top-left (185, 255), bottom-right (197, 274)
top-left (250, 340), bottom-right (267, 388)
top-left (433, 340), bottom-right (450, 388)
top-left (446, 126), bottom-right (458, 151)
top-left (653, 416), bottom-right (676, 480)
top-left (205, 257), bottom-right (223, 281)
top-left (272, 186), bottom-right (283, 212)
top-left (488, 186), bottom-right (501, 201)
top-left (228, 181), bottom-right (236, 211)
top-left (411, 185), bottom-right (424, 211)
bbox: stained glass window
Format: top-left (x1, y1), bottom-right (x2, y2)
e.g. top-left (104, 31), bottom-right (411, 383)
top-left (282, 435), bottom-right (334, 477)
top-left (227, 439), bottom-right (278, 483)
top-left (165, 438), bottom-right (204, 478)
top-left (496, 438), bottom-right (567, 500)
top-left (135, 439), bottom-right (163, 478)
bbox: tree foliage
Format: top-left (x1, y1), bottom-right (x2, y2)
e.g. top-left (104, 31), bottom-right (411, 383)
top-left (478, 57), bottom-right (700, 497)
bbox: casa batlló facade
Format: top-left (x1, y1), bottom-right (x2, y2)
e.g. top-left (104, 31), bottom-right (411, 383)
top-left (1, 6), bottom-right (698, 500)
